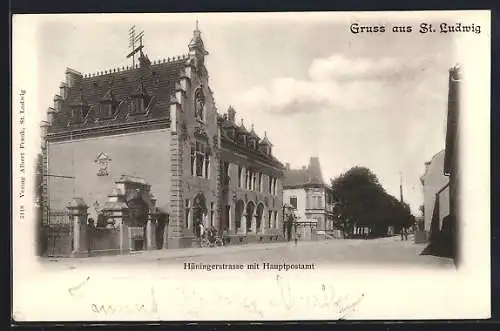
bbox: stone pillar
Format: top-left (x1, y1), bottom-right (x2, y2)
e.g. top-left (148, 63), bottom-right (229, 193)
top-left (251, 214), bottom-right (257, 233)
top-left (239, 213), bottom-right (247, 234)
top-left (163, 220), bottom-right (169, 249)
top-left (168, 129), bottom-right (186, 248)
top-left (261, 213), bottom-right (267, 235)
top-left (146, 216), bottom-right (156, 250)
top-left (119, 219), bottom-right (130, 253)
top-left (228, 204), bottom-right (232, 232)
top-left (67, 197), bottom-right (88, 257)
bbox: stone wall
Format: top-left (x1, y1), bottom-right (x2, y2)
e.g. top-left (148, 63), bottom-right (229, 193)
top-left (47, 129), bottom-right (171, 219)
top-left (422, 150), bottom-right (450, 233)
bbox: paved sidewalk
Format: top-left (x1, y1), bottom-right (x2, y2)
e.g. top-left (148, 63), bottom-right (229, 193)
top-left (42, 240), bottom-right (296, 265)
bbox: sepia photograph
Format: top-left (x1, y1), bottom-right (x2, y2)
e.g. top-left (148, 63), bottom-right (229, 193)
top-left (12, 11), bottom-right (490, 321)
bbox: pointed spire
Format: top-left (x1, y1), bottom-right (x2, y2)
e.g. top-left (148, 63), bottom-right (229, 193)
top-left (260, 130), bottom-right (273, 146)
top-left (189, 20), bottom-right (208, 55)
top-left (249, 123), bottom-right (259, 138)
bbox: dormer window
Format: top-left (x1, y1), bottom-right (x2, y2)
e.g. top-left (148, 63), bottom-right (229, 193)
top-left (130, 80), bottom-right (149, 115)
top-left (239, 134), bottom-right (247, 145)
top-left (70, 94), bottom-right (88, 124)
top-left (70, 105), bottom-right (83, 123)
top-left (130, 97), bottom-right (146, 114)
top-left (259, 131), bottom-right (273, 156)
top-left (99, 89), bottom-right (118, 119)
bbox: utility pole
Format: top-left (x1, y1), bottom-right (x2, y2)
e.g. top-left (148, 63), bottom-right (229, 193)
top-left (399, 171), bottom-right (404, 203)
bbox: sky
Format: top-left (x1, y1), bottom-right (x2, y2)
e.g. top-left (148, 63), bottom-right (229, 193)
top-left (30, 13), bottom-right (458, 215)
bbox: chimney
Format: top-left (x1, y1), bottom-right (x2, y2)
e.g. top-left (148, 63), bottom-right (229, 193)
top-left (65, 67), bottom-right (83, 88)
top-left (227, 106), bottom-right (236, 123)
top-left (53, 95), bottom-right (63, 112)
top-left (285, 163), bottom-right (290, 170)
top-left (60, 82), bottom-right (68, 99)
top-left (424, 161), bottom-right (431, 171)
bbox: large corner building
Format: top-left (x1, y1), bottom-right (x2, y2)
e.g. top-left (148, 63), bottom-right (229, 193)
top-left (41, 24), bottom-right (285, 253)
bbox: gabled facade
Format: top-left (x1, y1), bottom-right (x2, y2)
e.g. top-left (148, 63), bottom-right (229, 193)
top-left (282, 157), bottom-right (335, 238)
top-left (40, 24), bottom-right (285, 253)
top-left (419, 150), bottom-right (450, 241)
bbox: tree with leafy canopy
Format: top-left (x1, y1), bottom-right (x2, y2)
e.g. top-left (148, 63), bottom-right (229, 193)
top-left (330, 166), bottom-right (414, 237)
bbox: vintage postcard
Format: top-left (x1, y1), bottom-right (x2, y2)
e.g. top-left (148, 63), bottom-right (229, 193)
top-left (12, 11), bottom-right (490, 321)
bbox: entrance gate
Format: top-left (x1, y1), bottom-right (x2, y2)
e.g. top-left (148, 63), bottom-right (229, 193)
top-left (41, 209), bottom-right (73, 257)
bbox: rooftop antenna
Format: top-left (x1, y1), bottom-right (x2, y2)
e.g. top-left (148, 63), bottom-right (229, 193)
top-left (127, 25), bottom-right (145, 68)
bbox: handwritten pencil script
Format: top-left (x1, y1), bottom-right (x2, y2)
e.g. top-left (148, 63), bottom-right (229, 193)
top-left (67, 274), bottom-right (365, 319)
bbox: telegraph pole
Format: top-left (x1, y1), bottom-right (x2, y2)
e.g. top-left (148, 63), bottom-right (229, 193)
top-left (399, 171), bottom-right (404, 203)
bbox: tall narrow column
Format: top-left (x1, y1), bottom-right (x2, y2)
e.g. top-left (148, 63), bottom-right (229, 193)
top-left (67, 197), bottom-right (88, 257)
top-left (239, 213), bottom-right (247, 234)
top-left (146, 215), bottom-right (156, 250)
top-left (251, 214), bottom-right (257, 233)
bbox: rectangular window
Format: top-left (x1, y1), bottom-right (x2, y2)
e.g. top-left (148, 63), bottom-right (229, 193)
top-left (289, 196), bottom-right (297, 209)
top-left (196, 153), bottom-right (204, 177)
top-left (252, 172), bottom-right (256, 191)
top-left (238, 166), bottom-right (242, 188)
top-left (185, 199), bottom-right (190, 228)
top-left (268, 210), bottom-right (273, 228)
top-left (246, 169), bottom-right (252, 190)
top-left (274, 211), bottom-right (278, 228)
top-left (259, 173), bottom-right (263, 192)
top-left (204, 155), bottom-right (210, 179)
top-left (268, 176), bottom-right (272, 193)
top-left (193, 141), bottom-right (208, 178)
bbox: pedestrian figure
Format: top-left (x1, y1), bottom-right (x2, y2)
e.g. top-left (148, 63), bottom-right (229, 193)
top-left (199, 222), bottom-right (205, 239)
top-left (404, 227), bottom-right (408, 241)
top-left (400, 227), bottom-right (404, 241)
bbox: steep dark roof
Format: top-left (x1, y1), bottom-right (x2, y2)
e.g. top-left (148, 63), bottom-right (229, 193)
top-left (48, 56), bottom-right (188, 134)
top-left (217, 113), bottom-right (283, 170)
top-left (283, 157), bottom-right (325, 188)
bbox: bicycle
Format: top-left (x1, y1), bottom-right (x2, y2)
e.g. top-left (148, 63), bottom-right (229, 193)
top-left (213, 235), bottom-right (224, 247)
top-left (200, 236), bottom-right (210, 248)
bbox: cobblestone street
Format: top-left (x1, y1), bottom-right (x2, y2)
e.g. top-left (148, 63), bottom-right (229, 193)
top-left (40, 235), bottom-right (454, 273)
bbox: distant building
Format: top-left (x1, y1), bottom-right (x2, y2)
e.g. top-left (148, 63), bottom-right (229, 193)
top-left (419, 150), bottom-right (450, 242)
top-left (282, 157), bottom-right (336, 239)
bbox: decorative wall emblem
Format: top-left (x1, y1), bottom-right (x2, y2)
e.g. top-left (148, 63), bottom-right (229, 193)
top-left (95, 152), bottom-right (111, 176)
top-left (194, 125), bottom-right (209, 140)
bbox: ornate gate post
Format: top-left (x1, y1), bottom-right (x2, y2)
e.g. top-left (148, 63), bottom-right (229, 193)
top-left (67, 197), bottom-right (88, 257)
